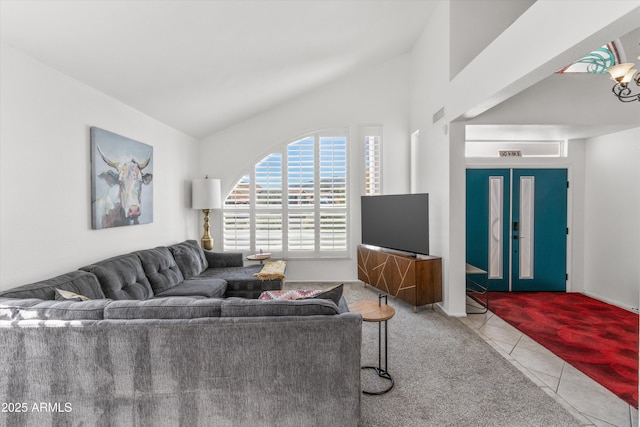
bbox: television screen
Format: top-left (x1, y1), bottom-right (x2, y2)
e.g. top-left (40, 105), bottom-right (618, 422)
top-left (361, 193), bottom-right (429, 255)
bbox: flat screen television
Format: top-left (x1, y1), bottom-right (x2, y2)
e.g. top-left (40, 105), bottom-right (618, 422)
top-left (361, 193), bottom-right (429, 256)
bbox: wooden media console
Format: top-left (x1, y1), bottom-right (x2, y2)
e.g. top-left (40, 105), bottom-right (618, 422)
top-left (357, 245), bottom-right (442, 311)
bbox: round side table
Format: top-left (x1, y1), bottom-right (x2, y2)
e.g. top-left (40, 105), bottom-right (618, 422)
top-left (246, 253), bottom-right (271, 265)
top-left (349, 294), bottom-right (395, 395)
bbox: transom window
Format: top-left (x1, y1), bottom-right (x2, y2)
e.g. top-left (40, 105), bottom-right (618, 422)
top-left (223, 131), bottom-right (348, 258)
top-left (557, 42), bottom-right (620, 74)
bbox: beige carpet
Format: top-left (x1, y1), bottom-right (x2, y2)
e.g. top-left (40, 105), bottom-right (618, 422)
top-left (285, 281), bottom-right (581, 427)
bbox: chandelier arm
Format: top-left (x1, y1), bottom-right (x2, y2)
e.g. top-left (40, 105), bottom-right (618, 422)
top-left (611, 78), bottom-right (640, 102)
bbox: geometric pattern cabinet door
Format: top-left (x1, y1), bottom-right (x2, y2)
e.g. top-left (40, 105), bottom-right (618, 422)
top-left (358, 245), bottom-right (442, 311)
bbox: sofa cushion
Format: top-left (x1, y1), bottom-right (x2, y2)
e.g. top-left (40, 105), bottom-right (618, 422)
top-left (168, 240), bottom-right (208, 279)
top-left (135, 247), bottom-right (184, 294)
top-left (0, 298), bottom-right (111, 321)
top-left (80, 253), bottom-right (154, 300)
top-left (154, 278), bottom-right (227, 298)
top-left (203, 251), bottom-right (243, 268)
top-left (202, 265), bottom-right (282, 299)
top-left (0, 271), bottom-right (105, 300)
top-left (104, 297), bottom-right (223, 319)
top-left (221, 298), bottom-right (339, 317)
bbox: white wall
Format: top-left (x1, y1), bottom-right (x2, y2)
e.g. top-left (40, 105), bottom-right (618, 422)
top-left (583, 127), bottom-right (640, 311)
top-left (409, 1), bottom-right (457, 312)
top-left (0, 44), bottom-right (199, 289)
top-left (449, 0), bottom-right (534, 79)
top-left (198, 55), bottom-right (411, 281)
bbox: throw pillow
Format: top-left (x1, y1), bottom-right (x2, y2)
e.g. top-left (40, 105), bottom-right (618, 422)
top-left (303, 284), bottom-right (343, 306)
top-left (54, 288), bottom-right (91, 302)
top-left (258, 284), bottom-right (344, 306)
top-left (258, 289), bottom-right (324, 301)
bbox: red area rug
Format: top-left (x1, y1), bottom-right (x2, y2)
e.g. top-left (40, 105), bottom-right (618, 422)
top-left (487, 292), bottom-right (638, 408)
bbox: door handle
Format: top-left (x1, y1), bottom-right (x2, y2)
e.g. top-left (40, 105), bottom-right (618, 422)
top-left (513, 235), bottom-right (519, 240)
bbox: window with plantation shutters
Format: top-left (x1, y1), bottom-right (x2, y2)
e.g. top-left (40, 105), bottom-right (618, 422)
top-left (364, 130), bottom-right (382, 196)
top-left (223, 130), bottom-right (348, 257)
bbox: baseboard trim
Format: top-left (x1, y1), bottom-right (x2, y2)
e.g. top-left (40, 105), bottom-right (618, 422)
top-left (437, 303), bottom-right (467, 317)
top-left (582, 290), bottom-right (639, 313)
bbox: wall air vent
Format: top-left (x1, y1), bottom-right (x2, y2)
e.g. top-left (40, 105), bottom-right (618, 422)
top-left (432, 107), bottom-right (445, 124)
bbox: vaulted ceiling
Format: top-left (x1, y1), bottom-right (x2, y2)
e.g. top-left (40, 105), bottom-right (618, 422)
top-left (0, 1), bottom-right (437, 139)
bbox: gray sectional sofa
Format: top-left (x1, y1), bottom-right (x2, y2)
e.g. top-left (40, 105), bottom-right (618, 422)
top-left (0, 240), bottom-right (362, 426)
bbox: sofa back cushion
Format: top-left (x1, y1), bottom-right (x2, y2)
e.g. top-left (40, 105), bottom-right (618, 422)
top-left (80, 254), bottom-right (153, 300)
top-left (168, 240), bottom-right (208, 279)
top-left (104, 297), bottom-right (223, 320)
top-left (221, 298), bottom-right (339, 317)
top-left (0, 271), bottom-right (105, 300)
top-left (135, 247), bottom-right (184, 294)
top-left (0, 298), bottom-right (111, 321)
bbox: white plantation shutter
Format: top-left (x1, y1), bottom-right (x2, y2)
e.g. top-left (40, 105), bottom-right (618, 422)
top-left (288, 212), bottom-right (315, 251)
top-left (223, 130), bottom-right (349, 257)
top-left (319, 137), bottom-right (347, 206)
top-left (320, 211), bottom-right (347, 251)
top-left (254, 154), bottom-right (283, 252)
top-left (365, 133), bottom-right (382, 196)
top-left (255, 153), bottom-right (282, 208)
top-left (319, 136), bottom-right (347, 251)
top-left (287, 138), bottom-right (315, 253)
top-left (223, 212), bottom-right (250, 251)
top-left (224, 175), bottom-right (250, 206)
top-left (287, 137), bottom-right (314, 207)
top-left (223, 175), bottom-right (251, 251)
top-left (255, 213), bottom-right (282, 251)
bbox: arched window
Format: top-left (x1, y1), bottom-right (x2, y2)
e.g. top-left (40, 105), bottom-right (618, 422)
top-left (223, 131), bottom-right (348, 258)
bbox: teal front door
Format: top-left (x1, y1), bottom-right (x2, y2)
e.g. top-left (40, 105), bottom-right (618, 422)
top-left (466, 168), bottom-right (568, 292)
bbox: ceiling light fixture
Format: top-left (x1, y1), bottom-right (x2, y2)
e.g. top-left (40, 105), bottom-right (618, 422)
top-left (607, 58), bottom-right (640, 102)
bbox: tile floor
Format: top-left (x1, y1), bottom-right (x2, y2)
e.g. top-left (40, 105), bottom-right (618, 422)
top-left (459, 302), bottom-right (638, 427)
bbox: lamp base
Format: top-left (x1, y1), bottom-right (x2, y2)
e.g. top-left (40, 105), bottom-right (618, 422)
top-left (200, 209), bottom-right (214, 250)
top-left (201, 236), bottom-right (214, 251)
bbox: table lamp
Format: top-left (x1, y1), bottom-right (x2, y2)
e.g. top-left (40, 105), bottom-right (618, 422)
top-left (192, 176), bottom-right (221, 250)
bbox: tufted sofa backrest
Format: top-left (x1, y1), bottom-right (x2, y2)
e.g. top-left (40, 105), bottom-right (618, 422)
top-left (134, 247), bottom-right (184, 294)
top-left (168, 240), bottom-right (208, 279)
top-left (80, 253), bottom-right (154, 300)
top-left (0, 270), bottom-right (105, 300)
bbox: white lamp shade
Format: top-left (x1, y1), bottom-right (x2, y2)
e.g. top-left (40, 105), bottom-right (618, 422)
top-left (192, 178), bottom-right (222, 209)
top-left (621, 69), bottom-right (637, 84)
top-left (607, 63), bottom-right (634, 82)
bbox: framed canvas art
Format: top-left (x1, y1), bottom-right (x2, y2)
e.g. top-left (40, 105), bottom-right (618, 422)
top-left (90, 127), bottom-right (154, 229)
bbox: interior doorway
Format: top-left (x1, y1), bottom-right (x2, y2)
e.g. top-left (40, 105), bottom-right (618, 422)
top-left (466, 168), bottom-right (568, 292)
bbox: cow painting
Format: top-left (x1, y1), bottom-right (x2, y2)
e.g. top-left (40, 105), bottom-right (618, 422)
top-left (91, 127), bottom-right (153, 229)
